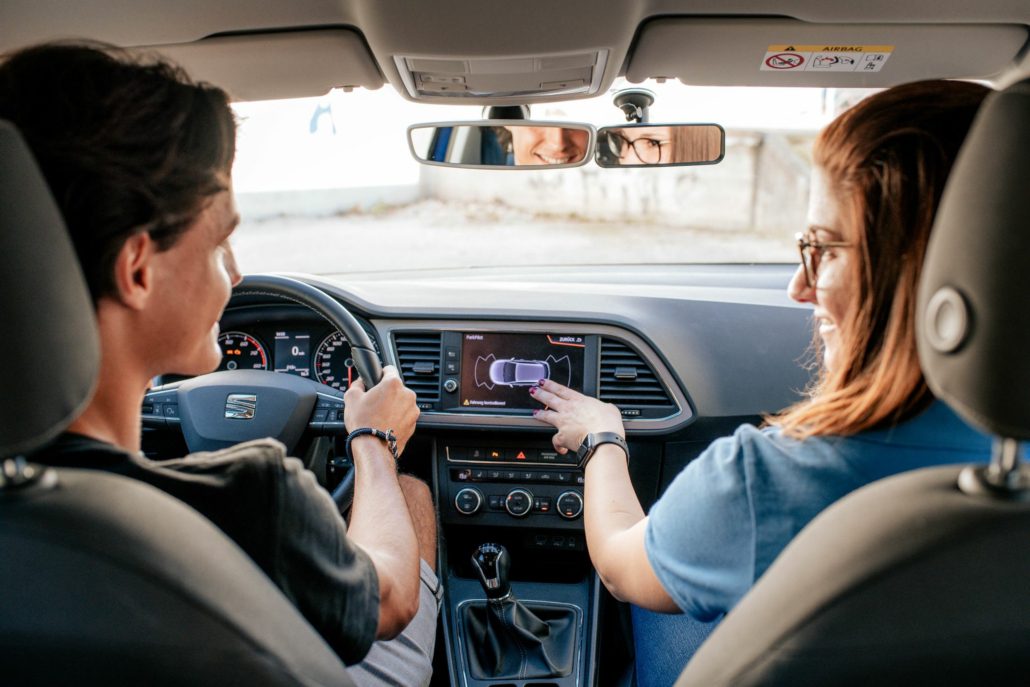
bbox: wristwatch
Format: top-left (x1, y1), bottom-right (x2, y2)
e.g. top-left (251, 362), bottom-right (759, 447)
top-left (576, 432), bottom-right (629, 468)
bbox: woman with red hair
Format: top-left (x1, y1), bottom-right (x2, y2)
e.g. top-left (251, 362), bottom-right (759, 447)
top-left (531, 79), bottom-right (995, 685)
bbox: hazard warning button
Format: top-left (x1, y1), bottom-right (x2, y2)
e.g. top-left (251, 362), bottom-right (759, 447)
top-left (506, 448), bottom-right (538, 462)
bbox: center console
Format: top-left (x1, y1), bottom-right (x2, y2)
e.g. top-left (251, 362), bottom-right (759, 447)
top-left (436, 433), bottom-right (600, 686)
top-left (390, 322), bottom-right (690, 686)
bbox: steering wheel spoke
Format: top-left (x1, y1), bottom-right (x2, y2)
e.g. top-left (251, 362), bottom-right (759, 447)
top-left (142, 384), bottom-right (182, 429)
top-left (309, 391), bottom-right (347, 434)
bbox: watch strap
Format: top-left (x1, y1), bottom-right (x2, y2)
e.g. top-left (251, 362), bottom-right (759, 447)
top-left (577, 431), bottom-right (629, 468)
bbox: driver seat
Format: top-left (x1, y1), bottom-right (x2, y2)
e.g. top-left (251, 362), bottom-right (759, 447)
top-left (0, 119), bottom-right (356, 686)
top-left (676, 80), bottom-right (1030, 685)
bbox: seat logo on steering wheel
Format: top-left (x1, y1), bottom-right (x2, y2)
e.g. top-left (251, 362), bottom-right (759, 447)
top-left (225, 393), bottom-right (258, 420)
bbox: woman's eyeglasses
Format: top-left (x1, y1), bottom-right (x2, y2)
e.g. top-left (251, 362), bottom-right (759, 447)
top-left (795, 231), bottom-right (851, 287)
top-left (604, 131), bottom-right (670, 165)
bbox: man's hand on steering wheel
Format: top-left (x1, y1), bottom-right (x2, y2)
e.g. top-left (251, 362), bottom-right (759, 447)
top-left (344, 365), bottom-right (420, 456)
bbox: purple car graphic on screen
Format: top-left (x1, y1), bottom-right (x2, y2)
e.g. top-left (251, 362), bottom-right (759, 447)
top-left (489, 358), bottom-right (550, 387)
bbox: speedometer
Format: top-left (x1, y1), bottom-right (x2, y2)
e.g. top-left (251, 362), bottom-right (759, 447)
top-left (314, 331), bottom-right (355, 390)
top-left (217, 331), bottom-right (268, 371)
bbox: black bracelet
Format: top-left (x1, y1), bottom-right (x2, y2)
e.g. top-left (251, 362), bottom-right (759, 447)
top-left (345, 427), bottom-right (399, 462)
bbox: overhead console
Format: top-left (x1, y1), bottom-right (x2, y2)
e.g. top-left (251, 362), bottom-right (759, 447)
top-left (378, 320), bottom-right (693, 433)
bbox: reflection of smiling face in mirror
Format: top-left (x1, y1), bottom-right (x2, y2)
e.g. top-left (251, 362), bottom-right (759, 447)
top-left (507, 126), bottom-right (589, 165)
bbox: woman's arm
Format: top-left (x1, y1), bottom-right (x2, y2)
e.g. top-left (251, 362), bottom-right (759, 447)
top-left (532, 379), bottom-right (679, 612)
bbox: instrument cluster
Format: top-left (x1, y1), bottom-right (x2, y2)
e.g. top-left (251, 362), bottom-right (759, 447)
top-left (214, 307), bottom-right (380, 391)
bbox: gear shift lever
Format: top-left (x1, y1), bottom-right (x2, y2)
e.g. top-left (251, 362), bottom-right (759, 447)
top-left (471, 543), bottom-right (511, 600)
top-left (464, 543), bottom-right (576, 680)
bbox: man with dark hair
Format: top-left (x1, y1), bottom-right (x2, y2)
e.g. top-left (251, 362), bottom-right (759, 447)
top-left (1, 42), bottom-right (440, 685)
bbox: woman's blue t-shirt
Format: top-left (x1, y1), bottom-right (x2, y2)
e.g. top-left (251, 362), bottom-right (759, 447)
top-left (644, 400), bottom-right (995, 620)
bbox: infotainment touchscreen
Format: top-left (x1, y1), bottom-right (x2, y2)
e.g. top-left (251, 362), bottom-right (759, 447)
top-left (459, 332), bottom-right (586, 411)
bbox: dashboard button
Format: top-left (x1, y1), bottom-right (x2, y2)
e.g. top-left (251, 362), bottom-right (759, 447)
top-left (454, 487), bottom-right (483, 516)
top-left (556, 491), bottom-right (584, 519)
top-left (555, 472), bottom-right (571, 483)
top-left (447, 446), bottom-right (467, 461)
top-left (487, 449), bottom-right (504, 461)
top-left (520, 471), bottom-right (537, 481)
top-left (507, 448), bottom-right (536, 462)
top-left (538, 450), bottom-right (559, 462)
top-left (505, 489), bottom-right (533, 517)
top-left (468, 447), bottom-right (490, 461)
top-left (443, 377), bottom-right (458, 391)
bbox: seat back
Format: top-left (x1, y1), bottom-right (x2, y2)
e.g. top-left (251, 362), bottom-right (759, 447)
top-left (0, 120), bottom-right (354, 685)
top-left (677, 79), bottom-right (1030, 686)
top-left (1, 469), bottom-right (355, 686)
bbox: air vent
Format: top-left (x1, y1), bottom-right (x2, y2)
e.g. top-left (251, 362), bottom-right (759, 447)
top-left (394, 332), bottom-right (442, 405)
top-left (599, 339), bottom-right (675, 415)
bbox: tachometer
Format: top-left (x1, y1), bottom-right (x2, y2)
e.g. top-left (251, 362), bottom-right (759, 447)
top-left (217, 331), bottom-right (268, 371)
top-left (314, 331), bottom-right (355, 390)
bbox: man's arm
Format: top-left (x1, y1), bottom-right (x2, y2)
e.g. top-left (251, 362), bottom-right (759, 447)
top-left (532, 379), bottom-right (679, 612)
top-left (344, 365), bottom-right (422, 639)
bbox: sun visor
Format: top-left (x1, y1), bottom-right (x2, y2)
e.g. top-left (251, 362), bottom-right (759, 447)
top-left (150, 29), bottom-right (384, 101)
top-left (626, 19), bottom-right (1028, 87)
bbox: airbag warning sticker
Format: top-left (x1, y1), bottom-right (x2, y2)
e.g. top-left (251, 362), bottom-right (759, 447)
top-left (760, 45), bottom-right (893, 72)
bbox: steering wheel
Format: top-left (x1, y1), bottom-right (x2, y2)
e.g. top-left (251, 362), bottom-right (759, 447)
top-left (142, 274), bottom-right (382, 512)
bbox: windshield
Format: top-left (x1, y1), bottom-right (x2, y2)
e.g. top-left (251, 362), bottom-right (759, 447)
top-left (231, 79), bottom-right (878, 275)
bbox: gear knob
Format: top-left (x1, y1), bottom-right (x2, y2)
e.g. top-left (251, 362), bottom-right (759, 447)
top-left (471, 543), bottom-right (511, 600)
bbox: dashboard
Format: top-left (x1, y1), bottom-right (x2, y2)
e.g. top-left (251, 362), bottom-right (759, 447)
top-left (150, 265), bottom-right (815, 526)
top-left (209, 303), bottom-right (698, 433)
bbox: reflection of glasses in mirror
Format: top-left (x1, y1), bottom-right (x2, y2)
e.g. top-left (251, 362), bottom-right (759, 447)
top-left (604, 131), bottom-right (671, 164)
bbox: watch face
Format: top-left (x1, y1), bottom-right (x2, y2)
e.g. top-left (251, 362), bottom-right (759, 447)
top-left (576, 434), bottom-right (595, 466)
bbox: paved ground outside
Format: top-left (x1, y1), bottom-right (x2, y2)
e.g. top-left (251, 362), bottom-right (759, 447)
top-left (232, 199), bottom-right (797, 276)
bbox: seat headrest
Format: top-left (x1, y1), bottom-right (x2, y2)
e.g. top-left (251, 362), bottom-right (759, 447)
top-left (917, 80), bottom-right (1030, 440)
top-left (0, 120), bottom-right (99, 457)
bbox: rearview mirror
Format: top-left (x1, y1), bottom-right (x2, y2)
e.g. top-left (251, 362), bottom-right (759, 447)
top-left (595, 124), bottom-right (725, 167)
top-left (408, 121), bottom-right (594, 169)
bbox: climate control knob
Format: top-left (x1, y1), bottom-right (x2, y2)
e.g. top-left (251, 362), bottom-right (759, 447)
top-left (556, 491), bottom-right (584, 520)
top-left (504, 488), bottom-right (534, 518)
top-left (454, 487), bottom-right (484, 516)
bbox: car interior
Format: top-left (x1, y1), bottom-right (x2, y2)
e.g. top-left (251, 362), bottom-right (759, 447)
top-left (1, 1), bottom-right (1028, 685)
